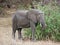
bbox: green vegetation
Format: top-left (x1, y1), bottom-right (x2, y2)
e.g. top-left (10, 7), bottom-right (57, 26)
top-left (24, 4), bottom-right (60, 41)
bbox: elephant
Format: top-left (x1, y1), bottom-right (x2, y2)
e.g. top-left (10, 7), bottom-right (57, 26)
top-left (12, 9), bottom-right (46, 40)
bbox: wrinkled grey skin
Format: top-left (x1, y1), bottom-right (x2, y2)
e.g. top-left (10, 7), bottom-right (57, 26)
top-left (12, 9), bottom-right (46, 40)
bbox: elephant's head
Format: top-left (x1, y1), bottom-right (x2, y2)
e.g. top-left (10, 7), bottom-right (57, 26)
top-left (27, 9), bottom-right (46, 30)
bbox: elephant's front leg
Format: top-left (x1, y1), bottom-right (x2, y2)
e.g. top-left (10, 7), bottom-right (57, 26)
top-left (30, 21), bottom-right (36, 41)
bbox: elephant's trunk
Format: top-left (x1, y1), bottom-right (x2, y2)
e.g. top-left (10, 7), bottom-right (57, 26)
top-left (40, 13), bottom-right (46, 30)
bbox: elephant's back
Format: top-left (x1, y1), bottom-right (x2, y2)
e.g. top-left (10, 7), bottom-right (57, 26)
top-left (16, 10), bottom-right (28, 15)
top-left (13, 10), bottom-right (28, 19)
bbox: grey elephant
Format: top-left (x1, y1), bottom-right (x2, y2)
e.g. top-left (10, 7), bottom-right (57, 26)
top-left (12, 9), bottom-right (46, 40)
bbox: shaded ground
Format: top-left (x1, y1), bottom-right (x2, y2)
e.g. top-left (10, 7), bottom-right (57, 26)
top-left (0, 9), bottom-right (60, 45)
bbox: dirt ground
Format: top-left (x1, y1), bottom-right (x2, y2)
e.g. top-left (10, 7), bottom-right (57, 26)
top-left (0, 16), bottom-right (60, 45)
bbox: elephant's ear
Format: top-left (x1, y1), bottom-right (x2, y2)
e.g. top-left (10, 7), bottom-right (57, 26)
top-left (27, 12), bottom-right (37, 23)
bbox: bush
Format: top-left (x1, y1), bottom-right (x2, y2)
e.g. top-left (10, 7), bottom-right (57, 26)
top-left (24, 4), bottom-right (60, 41)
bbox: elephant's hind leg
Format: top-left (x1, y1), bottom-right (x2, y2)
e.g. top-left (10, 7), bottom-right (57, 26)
top-left (18, 28), bottom-right (22, 39)
top-left (12, 28), bottom-right (16, 39)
